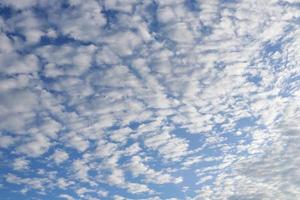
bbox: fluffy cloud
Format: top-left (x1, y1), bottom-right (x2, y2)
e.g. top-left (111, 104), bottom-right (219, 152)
top-left (144, 132), bottom-right (189, 161)
top-left (12, 157), bottom-right (29, 171)
top-left (0, 135), bottom-right (15, 148)
top-left (51, 150), bottom-right (69, 164)
top-left (59, 194), bottom-right (75, 200)
top-left (51, 0), bottom-right (106, 41)
top-left (16, 135), bottom-right (51, 157)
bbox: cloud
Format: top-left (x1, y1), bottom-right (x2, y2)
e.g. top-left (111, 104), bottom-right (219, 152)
top-left (50, 0), bottom-right (106, 41)
top-left (0, 89), bottom-right (39, 133)
top-left (59, 194), bottom-right (75, 200)
top-left (12, 157), bottom-right (29, 171)
top-left (0, 0), bottom-right (38, 10)
top-left (126, 155), bottom-right (181, 184)
top-left (5, 173), bottom-right (48, 191)
top-left (107, 167), bottom-right (151, 194)
top-left (57, 178), bottom-right (72, 189)
top-left (66, 133), bottom-right (89, 152)
top-left (72, 159), bottom-right (90, 182)
top-left (16, 135), bottom-right (51, 157)
top-left (231, 122), bottom-right (300, 199)
top-left (0, 135), bottom-right (15, 148)
top-left (144, 132), bottom-right (189, 161)
top-left (0, 53), bottom-right (39, 75)
top-left (51, 150), bottom-right (69, 164)
top-left (37, 44), bottom-right (96, 77)
top-left (195, 117), bottom-right (300, 199)
top-left (1, 0), bottom-right (300, 199)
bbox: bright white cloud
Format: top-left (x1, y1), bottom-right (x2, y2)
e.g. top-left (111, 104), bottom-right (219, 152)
top-left (51, 150), bottom-right (69, 164)
top-left (16, 135), bottom-right (51, 157)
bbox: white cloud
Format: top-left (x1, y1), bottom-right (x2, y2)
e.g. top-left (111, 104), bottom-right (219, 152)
top-left (127, 155), bottom-right (182, 184)
top-left (37, 44), bottom-right (96, 77)
top-left (144, 132), bottom-right (189, 161)
top-left (1, 0), bottom-right (300, 199)
top-left (107, 167), bottom-right (151, 194)
top-left (110, 127), bottom-right (133, 143)
top-left (0, 33), bottom-right (13, 53)
top-left (0, 135), bottom-right (15, 148)
top-left (165, 23), bottom-right (194, 43)
top-left (195, 117), bottom-right (300, 199)
top-left (52, 0), bottom-right (106, 41)
top-left (105, 31), bottom-right (143, 56)
top-left (51, 150), bottom-right (69, 165)
top-left (57, 178), bottom-right (72, 189)
top-left (98, 190), bottom-right (108, 197)
top-left (59, 194), bottom-right (75, 200)
top-left (107, 168), bottom-right (125, 186)
top-left (16, 135), bottom-right (51, 157)
top-left (126, 182), bottom-right (151, 194)
top-left (12, 157), bottom-right (29, 171)
top-left (0, 53), bottom-right (39, 75)
top-left (0, 89), bottom-right (38, 133)
top-left (157, 6), bottom-right (176, 24)
top-left (5, 173), bottom-right (48, 191)
top-left (123, 143), bottom-right (141, 156)
top-left (66, 134), bottom-right (89, 152)
top-left (113, 195), bottom-right (126, 200)
top-left (0, 75), bottom-right (30, 93)
top-left (72, 159), bottom-right (90, 181)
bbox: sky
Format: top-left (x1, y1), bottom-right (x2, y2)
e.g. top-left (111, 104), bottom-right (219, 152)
top-left (0, 0), bottom-right (300, 199)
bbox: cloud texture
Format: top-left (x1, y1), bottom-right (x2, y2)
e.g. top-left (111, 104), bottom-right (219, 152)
top-left (1, 0), bottom-right (300, 199)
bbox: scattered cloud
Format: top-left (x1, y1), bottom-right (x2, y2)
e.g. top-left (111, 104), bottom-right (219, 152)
top-left (51, 150), bottom-right (69, 165)
top-left (12, 157), bottom-right (29, 171)
top-left (1, 0), bottom-right (300, 199)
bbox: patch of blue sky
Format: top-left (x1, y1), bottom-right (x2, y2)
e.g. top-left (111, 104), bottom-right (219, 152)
top-left (185, 0), bottom-right (200, 12)
top-left (144, 1), bottom-right (159, 34)
top-left (172, 127), bottom-right (206, 149)
top-left (0, 6), bottom-right (15, 19)
top-left (247, 74), bottom-right (262, 86)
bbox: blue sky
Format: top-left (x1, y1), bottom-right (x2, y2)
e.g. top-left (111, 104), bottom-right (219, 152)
top-left (0, 0), bottom-right (300, 199)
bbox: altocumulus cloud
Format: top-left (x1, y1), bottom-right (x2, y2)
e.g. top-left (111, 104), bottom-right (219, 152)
top-left (0, 0), bottom-right (300, 199)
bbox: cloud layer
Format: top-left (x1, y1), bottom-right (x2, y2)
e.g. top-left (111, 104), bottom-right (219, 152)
top-left (1, 0), bottom-right (300, 199)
